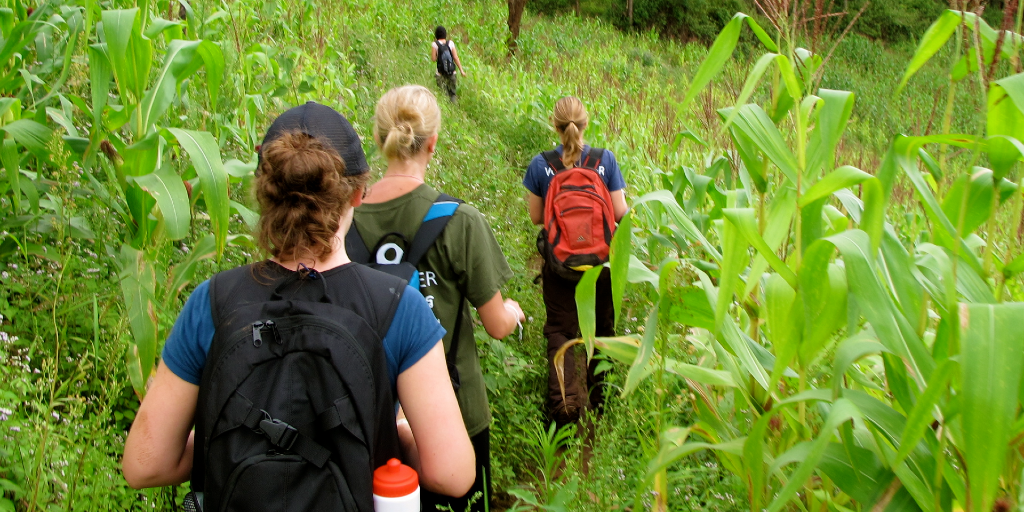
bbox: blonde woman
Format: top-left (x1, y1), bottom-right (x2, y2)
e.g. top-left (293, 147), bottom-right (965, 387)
top-left (523, 96), bottom-right (627, 426)
top-left (349, 85), bottom-right (524, 511)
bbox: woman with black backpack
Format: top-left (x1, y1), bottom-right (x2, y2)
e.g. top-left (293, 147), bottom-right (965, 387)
top-left (430, 25), bottom-right (466, 101)
top-left (523, 96), bottom-right (628, 427)
top-left (121, 102), bottom-right (474, 510)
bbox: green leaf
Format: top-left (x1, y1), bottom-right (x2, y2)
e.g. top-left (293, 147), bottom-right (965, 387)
top-left (197, 40), bottom-right (225, 113)
top-left (831, 332), bottom-right (890, 399)
top-left (610, 211), bottom-right (632, 326)
top-left (138, 40), bottom-right (207, 132)
top-left (168, 234), bottom-right (216, 298)
top-left (742, 186), bottom-right (795, 300)
top-left (764, 273), bottom-right (800, 387)
top-left (799, 165), bottom-right (872, 206)
top-left (623, 304), bottom-right (659, 397)
top-left (805, 90), bottom-right (855, 179)
top-left (1, 138), bottom-right (19, 212)
top-left (633, 190), bottom-right (722, 262)
top-left (745, 16), bottom-right (778, 52)
top-left (131, 165), bottom-right (191, 240)
top-left (575, 265), bottom-right (603, 360)
top-left (0, 119), bottom-right (52, 155)
top-left (722, 208), bottom-right (797, 287)
top-left (766, 399), bottom-right (863, 512)
top-left (827, 230), bottom-right (933, 386)
top-left (799, 242), bottom-right (847, 365)
top-left (728, 104), bottom-right (800, 186)
top-left (101, 8), bottom-right (151, 104)
top-left (230, 200), bottom-right (258, 231)
top-left (894, 359), bottom-right (956, 467)
top-left (898, 10), bottom-right (962, 93)
top-left (167, 128), bottom-right (229, 256)
top-left (680, 14), bottom-right (743, 112)
top-left (941, 168), bottom-right (996, 237)
top-left (960, 302), bottom-right (1024, 512)
top-left (987, 75), bottom-right (1024, 178)
top-left (118, 244), bottom-right (158, 397)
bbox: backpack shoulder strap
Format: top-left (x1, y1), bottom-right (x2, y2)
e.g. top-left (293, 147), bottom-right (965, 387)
top-left (542, 149), bottom-right (566, 172)
top-left (580, 147), bottom-right (605, 171)
top-left (404, 193), bottom-right (463, 266)
top-left (345, 221), bottom-right (372, 265)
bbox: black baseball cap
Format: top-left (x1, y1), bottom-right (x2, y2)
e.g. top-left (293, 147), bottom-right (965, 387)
top-left (258, 101), bottom-right (369, 176)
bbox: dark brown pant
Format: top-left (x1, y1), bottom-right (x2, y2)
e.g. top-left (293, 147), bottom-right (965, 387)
top-left (542, 264), bottom-right (615, 425)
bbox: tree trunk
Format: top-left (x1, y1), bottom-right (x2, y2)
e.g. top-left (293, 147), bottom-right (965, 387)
top-left (508, 0), bottom-right (527, 55)
top-left (627, 0), bottom-right (633, 27)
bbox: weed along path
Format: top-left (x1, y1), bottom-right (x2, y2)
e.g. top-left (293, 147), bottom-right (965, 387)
top-left (1, 0), bottom-right (1022, 511)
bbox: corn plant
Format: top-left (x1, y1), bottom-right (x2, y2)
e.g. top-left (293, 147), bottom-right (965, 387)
top-left (83, 7), bottom-right (254, 397)
top-left (573, 8), bottom-right (1024, 512)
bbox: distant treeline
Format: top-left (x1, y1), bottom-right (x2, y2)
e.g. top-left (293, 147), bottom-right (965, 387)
top-left (529, 0), bottom-right (1011, 43)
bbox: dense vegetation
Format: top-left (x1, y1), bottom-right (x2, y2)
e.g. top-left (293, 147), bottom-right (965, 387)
top-left (0, 0), bottom-right (1022, 511)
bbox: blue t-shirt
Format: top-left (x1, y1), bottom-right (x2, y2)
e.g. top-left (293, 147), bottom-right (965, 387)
top-left (523, 144), bottom-right (626, 198)
top-left (161, 280), bottom-right (445, 391)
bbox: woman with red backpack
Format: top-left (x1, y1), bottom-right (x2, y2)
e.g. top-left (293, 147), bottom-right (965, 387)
top-left (523, 96), bottom-right (628, 426)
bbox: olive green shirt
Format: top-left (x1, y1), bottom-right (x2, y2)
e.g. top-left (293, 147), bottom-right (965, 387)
top-left (352, 184), bottom-right (513, 436)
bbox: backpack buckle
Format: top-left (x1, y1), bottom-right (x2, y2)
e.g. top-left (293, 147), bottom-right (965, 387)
top-left (258, 417), bottom-right (298, 451)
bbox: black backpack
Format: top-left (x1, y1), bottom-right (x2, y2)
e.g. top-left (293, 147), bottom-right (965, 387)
top-left (436, 39), bottom-right (456, 76)
top-left (345, 193), bottom-right (465, 390)
top-left (185, 263), bottom-right (405, 512)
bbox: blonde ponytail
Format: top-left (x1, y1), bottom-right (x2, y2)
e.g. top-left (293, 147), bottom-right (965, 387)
top-left (374, 85), bottom-right (441, 160)
top-left (551, 96), bottom-right (588, 168)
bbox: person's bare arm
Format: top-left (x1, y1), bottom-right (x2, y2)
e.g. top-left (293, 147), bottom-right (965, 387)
top-left (122, 362), bottom-right (198, 488)
top-left (528, 192), bottom-right (544, 225)
top-left (451, 44), bottom-right (466, 76)
top-left (611, 189), bottom-right (628, 222)
top-left (477, 292), bottom-right (524, 340)
top-left (397, 343), bottom-right (475, 496)
top-left (430, 42), bottom-right (438, 62)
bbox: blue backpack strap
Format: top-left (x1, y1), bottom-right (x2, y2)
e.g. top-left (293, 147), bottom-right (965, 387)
top-left (404, 193), bottom-right (462, 266)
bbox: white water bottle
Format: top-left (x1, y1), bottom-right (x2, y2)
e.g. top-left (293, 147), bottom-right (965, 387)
top-left (373, 458), bottom-right (420, 511)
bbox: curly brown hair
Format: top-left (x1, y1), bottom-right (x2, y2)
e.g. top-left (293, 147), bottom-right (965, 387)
top-left (255, 132), bottom-right (369, 261)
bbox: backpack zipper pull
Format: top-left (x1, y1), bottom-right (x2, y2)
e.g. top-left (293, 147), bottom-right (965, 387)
top-left (252, 321), bottom-right (265, 347)
top-left (265, 320), bottom-right (282, 344)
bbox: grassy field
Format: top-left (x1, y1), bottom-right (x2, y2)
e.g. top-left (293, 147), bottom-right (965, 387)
top-left (0, 0), bottom-right (1017, 511)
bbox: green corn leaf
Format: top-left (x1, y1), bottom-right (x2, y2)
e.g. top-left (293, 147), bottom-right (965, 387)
top-left (720, 315), bottom-right (770, 391)
top-left (1004, 252), bottom-right (1024, 278)
top-left (799, 165), bottom-right (872, 206)
top-left (719, 53), bottom-right (780, 132)
top-left (679, 13), bottom-right (743, 113)
top-left (633, 190), bottom-right (722, 262)
top-left (805, 90), bottom-right (855, 179)
top-left (881, 229), bottom-right (925, 329)
top-left (130, 165), bottom-right (191, 241)
top-left (101, 8), bottom-right (151, 104)
top-left (745, 16), bottom-right (778, 52)
top-left (167, 128), bottom-right (229, 257)
top-left (168, 234), bottom-right (216, 297)
top-left (799, 242), bottom-right (848, 365)
top-left (893, 359), bottom-right (956, 467)
top-left (860, 178), bottom-right (885, 252)
top-left (898, 10), bottom-right (962, 93)
top-left (610, 211), bottom-right (632, 326)
top-left (716, 211), bottom-right (747, 327)
top-left (645, 438), bottom-right (745, 487)
top-left (831, 332), bottom-right (890, 399)
top-left (0, 119), bottom-right (52, 155)
top-left (627, 255), bottom-right (659, 289)
top-left (987, 74), bottom-right (1024, 179)
top-left (197, 40), bottom-right (225, 114)
top-left (766, 399), bottom-right (862, 512)
top-left (1, 138), bottom-right (18, 212)
top-left (941, 168), bottom-right (996, 238)
top-left (729, 104), bottom-right (800, 186)
top-left (819, 442), bottom-right (897, 508)
top-left (575, 265), bottom-right (603, 361)
top-left (722, 208), bottom-right (797, 287)
top-left (764, 273), bottom-right (800, 390)
top-left (742, 186), bottom-right (795, 300)
top-left (960, 302), bottom-right (1024, 512)
top-left (622, 303), bottom-right (659, 397)
top-left (230, 200), bottom-right (259, 231)
top-left (118, 244), bottom-right (158, 398)
top-left (827, 230), bottom-right (933, 385)
top-left (138, 40), bottom-right (207, 133)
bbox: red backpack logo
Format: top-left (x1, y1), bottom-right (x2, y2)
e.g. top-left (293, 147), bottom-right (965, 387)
top-left (540, 147), bottom-right (616, 280)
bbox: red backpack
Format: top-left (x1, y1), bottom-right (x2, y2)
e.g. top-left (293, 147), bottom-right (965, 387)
top-left (539, 147), bottom-right (616, 280)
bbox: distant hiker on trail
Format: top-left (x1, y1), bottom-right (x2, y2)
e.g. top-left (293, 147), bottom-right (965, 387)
top-left (121, 102), bottom-right (475, 510)
top-left (348, 85), bottom-right (524, 512)
top-left (523, 96), bottom-right (628, 427)
top-left (431, 25), bottom-right (466, 101)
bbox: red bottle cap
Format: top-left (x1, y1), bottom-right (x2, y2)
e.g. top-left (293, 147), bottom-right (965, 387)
top-left (373, 458), bottom-right (419, 497)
